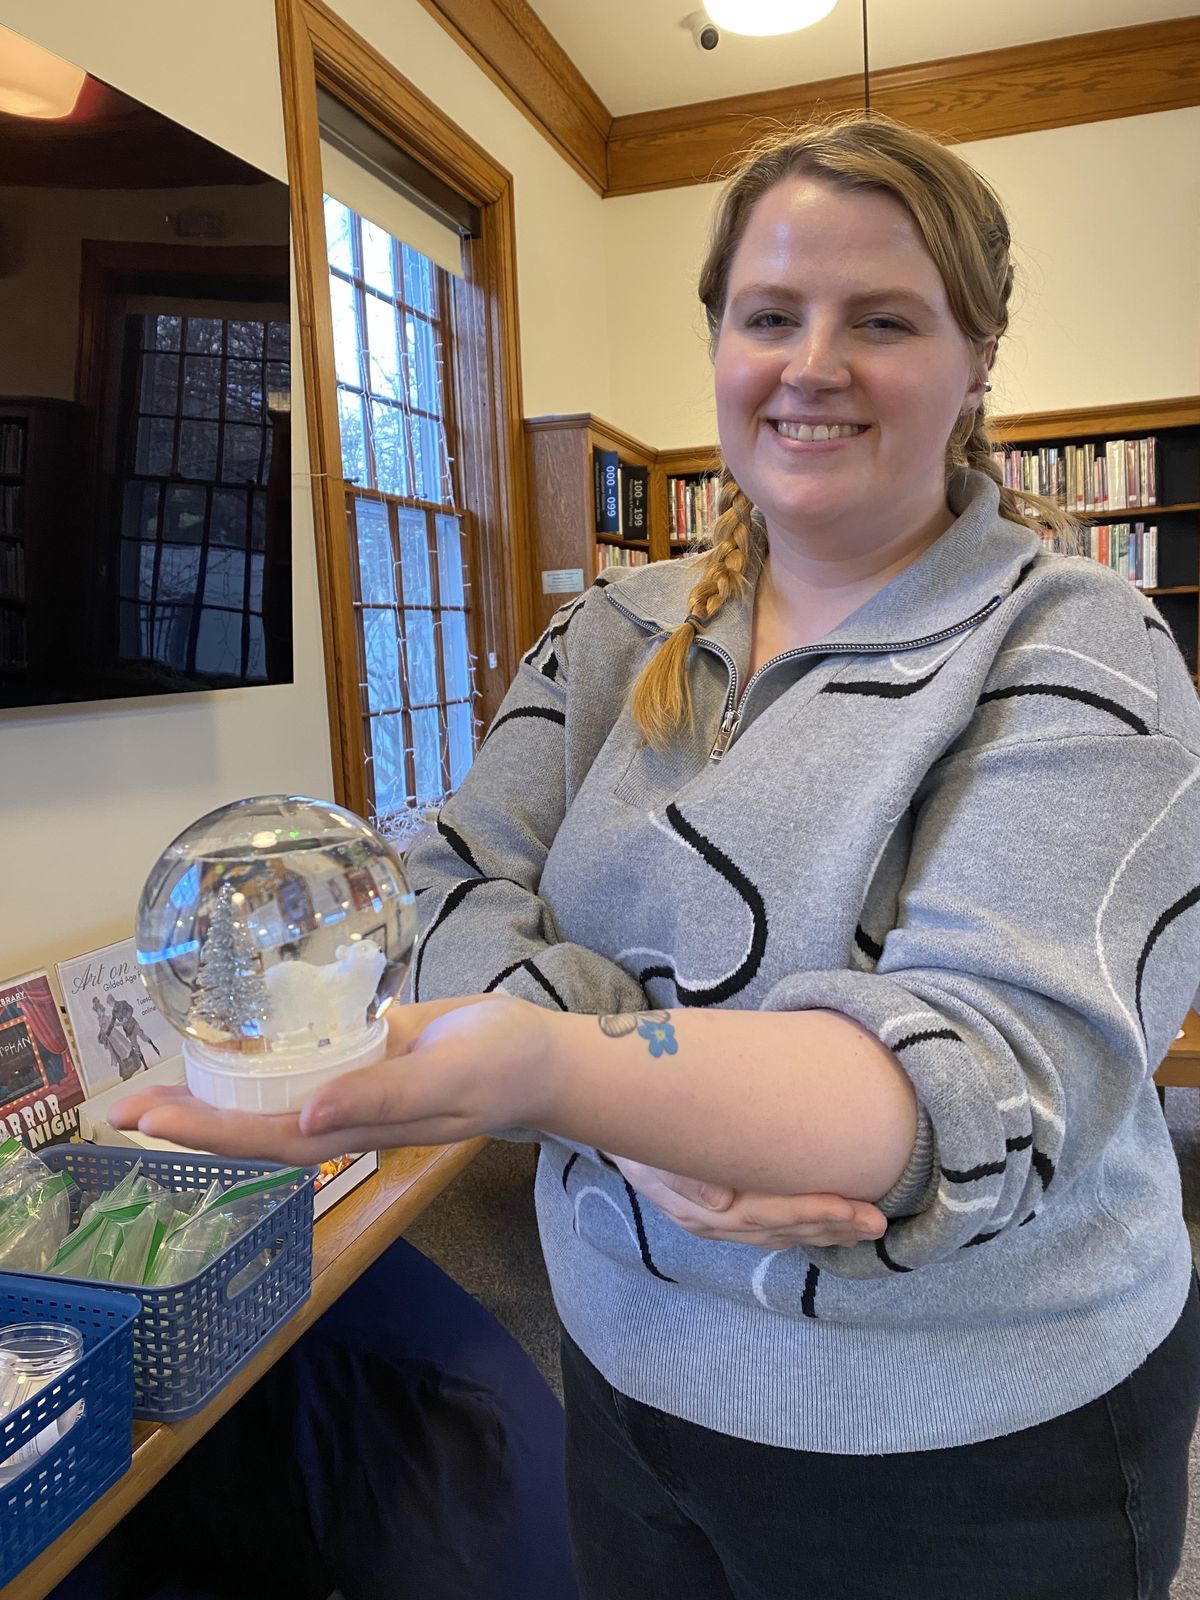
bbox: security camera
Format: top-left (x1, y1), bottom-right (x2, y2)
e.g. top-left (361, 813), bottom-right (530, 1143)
top-left (684, 11), bottom-right (720, 51)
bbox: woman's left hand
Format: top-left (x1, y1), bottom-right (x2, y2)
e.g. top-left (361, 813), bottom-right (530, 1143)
top-left (612, 1156), bottom-right (888, 1250)
top-left (108, 994), bottom-right (552, 1164)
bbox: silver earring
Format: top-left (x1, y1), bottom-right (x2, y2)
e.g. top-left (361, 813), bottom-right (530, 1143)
top-left (984, 381), bottom-right (992, 392)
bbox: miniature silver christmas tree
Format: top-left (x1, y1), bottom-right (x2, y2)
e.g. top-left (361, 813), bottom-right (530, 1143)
top-left (189, 881), bottom-right (270, 1041)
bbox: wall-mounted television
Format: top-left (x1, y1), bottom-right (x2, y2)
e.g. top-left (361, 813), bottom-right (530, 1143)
top-left (0, 24), bottom-right (293, 711)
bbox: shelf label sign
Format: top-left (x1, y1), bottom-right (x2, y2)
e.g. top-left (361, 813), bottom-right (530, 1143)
top-left (542, 568), bottom-right (585, 595)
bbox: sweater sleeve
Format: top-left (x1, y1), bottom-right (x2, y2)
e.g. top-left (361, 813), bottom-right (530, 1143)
top-left (760, 725), bottom-right (1200, 1279)
top-left (403, 597), bottom-right (648, 1018)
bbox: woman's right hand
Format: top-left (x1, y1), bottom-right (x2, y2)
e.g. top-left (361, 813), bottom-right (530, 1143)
top-left (612, 1156), bottom-right (888, 1250)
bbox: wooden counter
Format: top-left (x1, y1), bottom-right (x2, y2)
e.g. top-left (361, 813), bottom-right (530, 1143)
top-left (1156, 1008), bottom-right (1200, 1087)
top-left (1, 1138), bottom-right (487, 1600)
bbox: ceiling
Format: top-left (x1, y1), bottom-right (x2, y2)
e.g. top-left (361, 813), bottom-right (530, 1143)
top-left (525, 0), bottom-right (1200, 117)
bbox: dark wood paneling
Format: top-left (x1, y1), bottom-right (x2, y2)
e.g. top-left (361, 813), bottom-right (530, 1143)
top-left (414, 0), bottom-right (609, 193)
top-left (604, 18), bottom-right (1200, 195)
top-left (992, 396), bottom-right (1200, 444)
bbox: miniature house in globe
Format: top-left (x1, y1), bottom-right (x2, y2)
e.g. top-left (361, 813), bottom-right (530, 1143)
top-left (136, 796), bottom-right (417, 1112)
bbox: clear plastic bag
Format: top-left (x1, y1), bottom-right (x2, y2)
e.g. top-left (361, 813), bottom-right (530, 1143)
top-left (146, 1169), bottom-right (304, 1286)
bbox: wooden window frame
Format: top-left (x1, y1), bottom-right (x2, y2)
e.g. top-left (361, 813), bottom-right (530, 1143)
top-left (276, 0), bottom-right (532, 818)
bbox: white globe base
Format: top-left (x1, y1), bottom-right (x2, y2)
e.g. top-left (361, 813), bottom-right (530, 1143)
top-left (183, 1019), bottom-right (389, 1114)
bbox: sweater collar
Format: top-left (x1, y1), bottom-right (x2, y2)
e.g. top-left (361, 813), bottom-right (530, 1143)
top-left (603, 470), bottom-right (1043, 655)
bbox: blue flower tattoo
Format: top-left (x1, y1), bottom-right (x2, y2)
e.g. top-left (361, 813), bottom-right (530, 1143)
top-left (636, 1017), bottom-right (677, 1057)
top-left (597, 1009), bottom-right (678, 1059)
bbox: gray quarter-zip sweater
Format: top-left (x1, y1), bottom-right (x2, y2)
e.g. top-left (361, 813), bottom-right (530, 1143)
top-left (404, 470), bottom-right (1200, 1452)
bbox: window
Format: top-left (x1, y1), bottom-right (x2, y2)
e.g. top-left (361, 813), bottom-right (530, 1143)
top-left (119, 309), bottom-right (290, 681)
top-left (325, 198), bottom-right (477, 828)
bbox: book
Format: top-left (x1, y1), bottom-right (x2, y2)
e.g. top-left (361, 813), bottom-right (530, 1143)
top-left (0, 970), bottom-right (85, 1150)
top-left (593, 447), bottom-right (619, 533)
top-left (621, 464), bottom-right (648, 538)
top-left (57, 937), bottom-right (178, 1098)
top-left (313, 1150), bottom-right (379, 1218)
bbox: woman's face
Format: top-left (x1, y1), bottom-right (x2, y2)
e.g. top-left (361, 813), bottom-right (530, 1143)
top-left (713, 177), bottom-right (991, 553)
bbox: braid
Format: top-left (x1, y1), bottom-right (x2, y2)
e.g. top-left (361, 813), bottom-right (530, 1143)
top-left (630, 468), bottom-right (756, 750)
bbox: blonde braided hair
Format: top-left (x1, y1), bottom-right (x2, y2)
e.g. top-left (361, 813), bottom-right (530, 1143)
top-left (630, 468), bottom-right (756, 749)
top-left (629, 111), bottom-right (1081, 750)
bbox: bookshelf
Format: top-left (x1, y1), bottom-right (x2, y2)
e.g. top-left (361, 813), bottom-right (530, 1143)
top-left (0, 398), bottom-right (82, 682)
top-left (524, 402), bottom-right (1200, 681)
top-left (992, 397), bottom-right (1200, 686)
top-left (524, 415), bottom-right (720, 635)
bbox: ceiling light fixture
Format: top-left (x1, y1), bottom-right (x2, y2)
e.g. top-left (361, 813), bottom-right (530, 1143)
top-left (0, 26), bottom-right (86, 119)
top-left (703, 0), bottom-right (837, 36)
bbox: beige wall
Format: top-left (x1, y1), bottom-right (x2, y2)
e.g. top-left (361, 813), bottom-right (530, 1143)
top-left (0, 0), bottom-right (611, 980)
top-left (603, 107), bottom-right (1200, 450)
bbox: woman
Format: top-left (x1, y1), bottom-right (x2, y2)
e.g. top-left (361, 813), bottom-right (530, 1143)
top-left (116, 114), bottom-right (1200, 1597)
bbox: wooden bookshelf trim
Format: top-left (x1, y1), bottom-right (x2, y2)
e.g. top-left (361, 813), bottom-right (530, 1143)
top-left (276, 0), bottom-right (532, 812)
top-left (412, 0), bottom-right (609, 194)
top-left (992, 397), bottom-right (1200, 444)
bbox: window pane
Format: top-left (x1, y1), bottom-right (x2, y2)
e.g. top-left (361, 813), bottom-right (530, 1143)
top-left (267, 321), bottom-right (289, 359)
top-left (158, 545), bottom-right (202, 600)
top-left (362, 607), bottom-right (402, 713)
top-left (178, 420), bottom-right (218, 480)
top-left (143, 352), bottom-right (178, 414)
top-left (369, 400), bottom-right (408, 497)
top-left (225, 359), bottom-right (264, 422)
top-left (361, 220), bottom-right (395, 297)
top-left (181, 356), bottom-right (221, 419)
top-left (441, 609), bottom-right (469, 701)
top-left (338, 390), bottom-right (366, 486)
top-left (221, 425), bottom-right (263, 484)
top-left (249, 553), bottom-right (264, 612)
top-left (246, 614), bottom-right (265, 680)
top-left (154, 314), bottom-right (182, 352)
top-left (195, 607), bottom-right (242, 674)
top-left (402, 244), bottom-right (436, 316)
top-left (185, 317), bottom-right (224, 355)
top-left (124, 481), bottom-right (160, 539)
top-left (324, 197), bottom-right (353, 275)
top-left (163, 485), bottom-right (207, 544)
top-left (364, 294), bottom-right (401, 403)
top-left (212, 489), bottom-right (249, 547)
top-left (411, 705), bottom-right (442, 803)
top-left (447, 701), bottom-right (474, 789)
top-left (412, 414), bottom-right (446, 503)
top-left (228, 320), bottom-right (264, 359)
top-left (204, 547), bottom-right (246, 608)
top-left (136, 416), bottom-right (175, 476)
top-left (403, 608), bottom-right (437, 705)
top-left (405, 314), bottom-right (440, 414)
top-left (370, 712), bottom-right (407, 815)
top-left (397, 509), bottom-right (431, 605)
top-left (435, 515), bottom-right (465, 606)
top-left (329, 273), bottom-right (362, 390)
top-left (119, 538), bottom-right (154, 601)
top-left (354, 499), bottom-right (396, 606)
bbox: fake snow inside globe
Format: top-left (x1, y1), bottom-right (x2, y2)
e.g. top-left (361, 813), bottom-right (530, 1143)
top-left (135, 796), bottom-right (417, 1114)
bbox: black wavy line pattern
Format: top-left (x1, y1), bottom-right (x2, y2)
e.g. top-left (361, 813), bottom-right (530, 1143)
top-left (978, 682), bottom-right (1150, 736)
top-left (874, 1235), bottom-right (912, 1274)
top-left (822, 662), bottom-right (948, 699)
top-left (482, 956), bottom-right (566, 1007)
top-left (854, 924), bottom-right (883, 962)
top-left (635, 803), bottom-right (768, 1006)
top-left (1145, 615), bottom-right (1174, 640)
top-left (436, 813), bottom-right (482, 876)
top-left (1135, 883), bottom-right (1200, 1033)
top-left (412, 878), bottom-right (489, 1002)
top-left (485, 704), bottom-right (566, 744)
top-left (560, 1150), bottom-right (673, 1281)
top-left (800, 1262), bottom-right (820, 1319)
top-left (942, 1133), bottom-right (1034, 1186)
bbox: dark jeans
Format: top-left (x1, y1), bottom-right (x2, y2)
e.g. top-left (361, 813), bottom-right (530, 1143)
top-left (562, 1272), bottom-right (1200, 1600)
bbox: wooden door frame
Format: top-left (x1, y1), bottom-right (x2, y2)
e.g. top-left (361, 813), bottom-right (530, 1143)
top-left (275, 0), bottom-right (531, 818)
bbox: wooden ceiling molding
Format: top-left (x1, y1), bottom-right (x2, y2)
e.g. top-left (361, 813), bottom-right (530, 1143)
top-left (414, 0), bottom-right (610, 192)
top-left (607, 16), bottom-right (1200, 194)
top-left (412, 8), bottom-right (1200, 198)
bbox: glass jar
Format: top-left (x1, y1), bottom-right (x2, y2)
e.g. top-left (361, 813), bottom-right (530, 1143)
top-left (0, 1323), bottom-right (84, 1483)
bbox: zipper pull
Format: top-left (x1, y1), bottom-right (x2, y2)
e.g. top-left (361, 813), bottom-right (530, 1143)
top-left (709, 707), bottom-right (740, 762)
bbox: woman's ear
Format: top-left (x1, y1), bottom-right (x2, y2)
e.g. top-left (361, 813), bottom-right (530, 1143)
top-left (964, 337), bottom-right (997, 409)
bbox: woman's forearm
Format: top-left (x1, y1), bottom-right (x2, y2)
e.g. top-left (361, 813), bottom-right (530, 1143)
top-left (527, 1007), bottom-right (920, 1200)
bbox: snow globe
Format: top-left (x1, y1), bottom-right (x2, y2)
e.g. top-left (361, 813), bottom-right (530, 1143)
top-left (135, 796), bottom-right (417, 1113)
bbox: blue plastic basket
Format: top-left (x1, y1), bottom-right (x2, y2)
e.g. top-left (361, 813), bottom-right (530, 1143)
top-left (20, 1146), bottom-right (315, 1423)
top-left (0, 1273), bottom-right (138, 1587)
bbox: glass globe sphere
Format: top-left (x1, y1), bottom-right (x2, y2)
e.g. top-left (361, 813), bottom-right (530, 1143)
top-left (136, 795), bottom-right (416, 1113)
